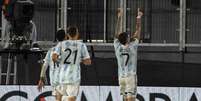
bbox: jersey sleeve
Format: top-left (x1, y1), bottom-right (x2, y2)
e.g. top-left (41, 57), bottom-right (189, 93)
top-left (81, 44), bottom-right (90, 60)
top-left (114, 39), bottom-right (121, 50)
top-left (53, 42), bottom-right (62, 55)
top-left (40, 63), bottom-right (48, 78)
top-left (130, 38), bottom-right (139, 47)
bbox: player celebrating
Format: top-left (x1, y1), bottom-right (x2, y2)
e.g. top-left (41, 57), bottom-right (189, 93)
top-left (52, 26), bottom-right (91, 101)
top-left (114, 8), bottom-right (143, 101)
top-left (37, 29), bottom-right (66, 101)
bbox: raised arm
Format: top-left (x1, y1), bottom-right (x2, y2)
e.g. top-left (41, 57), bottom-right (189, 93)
top-left (132, 8), bottom-right (143, 40)
top-left (114, 8), bottom-right (123, 38)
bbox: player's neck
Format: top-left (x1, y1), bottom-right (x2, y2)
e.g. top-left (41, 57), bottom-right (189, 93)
top-left (69, 38), bottom-right (77, 40)
top-left (123, 43), bottom-right (129, 47)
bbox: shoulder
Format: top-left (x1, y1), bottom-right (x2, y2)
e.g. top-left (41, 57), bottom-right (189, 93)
top-left (48, 48), bottom-right (53, 52)
top-left (114, 39), bottom-right (119, 44)
top-left (130, 38), bottom-right (139, 42)
top-left (45, 49), bottom-right (52, 57)
top-left (75, 40), bottom-right (85, 46)
top-left (114, 38), bottom-right (119, 42)
top-left (80, 43), bottom-right (87, 49)
top-left (60, 40), bottom-right (70, 46)
top-left (62, 40), bottom-right (69, 43)
top-left (130, 38), bottom-right (139, 44)
top-left (114, 39), bottom-right (121, 48)
top-left (52, 46), bottom-right (58, 50)
top-left (48, 48), bottom-right (56, 54)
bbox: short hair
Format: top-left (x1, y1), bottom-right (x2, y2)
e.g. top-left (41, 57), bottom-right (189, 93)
top-left (118, 32), bottom-right (129, 45)
top-left (56, 29), bottom-right (65, 41)
top-left (67, 26), bottom-right (78, 38)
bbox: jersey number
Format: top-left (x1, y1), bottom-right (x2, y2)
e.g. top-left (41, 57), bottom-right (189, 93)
top-left (54, 62), bottom-right (59, 68)
top-left (121, 53), bottom-right (129, 66)
top-left (64, 48), bottom-right (78, 64)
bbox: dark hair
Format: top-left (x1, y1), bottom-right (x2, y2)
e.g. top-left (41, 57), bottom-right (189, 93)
top-left (118, 32), bottom-right (129, 45)
top-left (56, 29), bottom-right (65, 41)
top-left (67, 26), bottom-right (78, 38)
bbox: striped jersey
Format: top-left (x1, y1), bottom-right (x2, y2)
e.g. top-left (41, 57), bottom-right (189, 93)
top-left (40, 47), bottom-right (61, 87)
top-left (54, 40), bottom-right (90, 84)
top-left (114, 38), bottom-right (139, 77)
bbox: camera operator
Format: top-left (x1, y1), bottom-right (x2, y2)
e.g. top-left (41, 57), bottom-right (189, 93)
top-left (1, 19), bottom-right (37, 49)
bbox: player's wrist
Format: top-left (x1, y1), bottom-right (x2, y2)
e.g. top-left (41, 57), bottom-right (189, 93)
top-left (39, 77), bottom-right (45, 82)
top-left (136, 16), bottom-right (142, 19)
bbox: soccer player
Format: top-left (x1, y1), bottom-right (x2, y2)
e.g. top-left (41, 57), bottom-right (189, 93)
top-left (114, 8), bottom-right (143, 101)
top-left (52, 26), bottom-right (91, 101)
top-left (37, 29), bottom-right (66, 101)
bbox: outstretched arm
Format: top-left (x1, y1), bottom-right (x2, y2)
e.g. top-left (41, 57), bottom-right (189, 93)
top-left (114, 8), bottom-right (123, 38)
top-left (132, 8), bottom-right (143, 40)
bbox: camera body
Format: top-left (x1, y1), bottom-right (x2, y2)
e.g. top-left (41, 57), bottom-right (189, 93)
top-left (1, 0), bottom-right (35, 49)
top-left (13, 0), bottom-right (34, 24)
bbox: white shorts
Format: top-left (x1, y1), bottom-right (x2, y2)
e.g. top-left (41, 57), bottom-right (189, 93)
top-left (119, 75), bottom-right (137, 97)
top-left (52, 85), bottom-right (62, 96)
top-left (56, 84), bottom-right (79, 97)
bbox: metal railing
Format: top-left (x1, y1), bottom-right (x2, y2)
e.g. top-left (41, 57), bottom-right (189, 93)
top-left (56, 0), bottom-right (200, 50)
top-left (0, 0), bottom-right (200, 49)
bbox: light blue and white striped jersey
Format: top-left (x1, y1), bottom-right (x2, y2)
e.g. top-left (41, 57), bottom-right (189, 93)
top-left (41, 47), bottom-right (61, 87)
top-left (114, 38), bottom-right (139, 77)
top-left (54, 40), bottom-right (90, 84)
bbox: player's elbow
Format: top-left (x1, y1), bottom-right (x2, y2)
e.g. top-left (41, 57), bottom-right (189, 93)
top-left (133, 32), bottom-right (140, 40)
top-left (83, 58), bottom-right (91, 65)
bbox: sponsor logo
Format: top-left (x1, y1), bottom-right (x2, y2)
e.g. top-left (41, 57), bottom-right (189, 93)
top-left (0, 86), bottom-right (200, 101)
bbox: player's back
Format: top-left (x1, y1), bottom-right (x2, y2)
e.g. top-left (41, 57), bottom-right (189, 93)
top-left (55, 40), bottom-right (89, 84)
top-left (59, 40), bottom-right (86, 65)
top-left (114, 39), bottom-right (139, 77)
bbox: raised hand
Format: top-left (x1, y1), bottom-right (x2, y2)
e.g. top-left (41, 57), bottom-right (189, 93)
top-left (117, 8), bottom-right (123, 18)
top-left (137, 8), bottom-right (143, 18)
